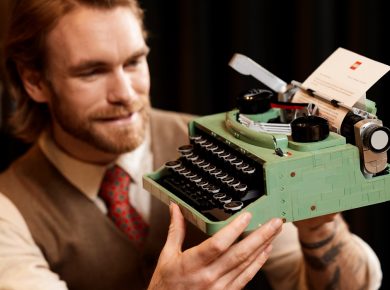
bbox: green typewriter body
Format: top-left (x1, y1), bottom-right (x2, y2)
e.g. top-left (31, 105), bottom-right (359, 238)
top-left (143, 109), bottom-right (390, 235)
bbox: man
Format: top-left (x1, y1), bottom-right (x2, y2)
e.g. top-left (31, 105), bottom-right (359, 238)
top-left (0, 0), bottom-right (382, 289)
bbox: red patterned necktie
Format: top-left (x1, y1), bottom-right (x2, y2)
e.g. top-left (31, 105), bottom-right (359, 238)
top-left (98, 165), bottom-right (149, 246)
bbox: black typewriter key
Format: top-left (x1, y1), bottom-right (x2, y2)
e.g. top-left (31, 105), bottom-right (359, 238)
top-left (219, 151), bottom-right (230, 159)
top-left (229, 179), bottom-right (240, 187)
top-left (207, 186), bottom-right (220, 194)
top-left (243, 166), bottom-right (256, 174)
top-left (198, 161), bottom-right (210, 169)
top-left (201, 141), bottom-right (213, 149)
top-left (205, 141), bottom-right (214, 147)
top-left (179, 169), bottom-right (192, 176)
top-left (220, 196), bottom-right (233, 204)
top-left (183, 152), bottom-right (193, 158)
top-left (192, 158), bottom-right (204, 165)
top-left (214, 148), bottom-right (224, 155)
top-left (164, 160), bottom-right (182, 169)
top-left (213, 193), bottom-right (226, 200)
top-left (230, 158), bottom-right (243, 166)
top-left (189, 135), bottom-right (201, 141)
top-left (178, 144), bottom-right (194, 155)
top-left (185, 153), bottom-right (199, 161)
top-left (224, 201), bottom-right (244, 211)
top-left (204, 165), bottom-right (217, 172)
top-left (215, 172), bottom-right (228, 180)
top-left (221, 153), bottom-right (232, 160)
top-left (225, 155), bottom-right (237, 163)
top-left (173, 165), bottom-right (186, 173)
top-left (221, 176), bottom-right (234, 184)
top-left (190, 175), bottom-right (202, 183)
top-left (234, 183), bottom-right (248, 194)
top-left (198, 180), bottom-right (209, 188)
top-left (236, 163), bottom-right (249, 171)
top-left (207, 145), bottom-right (219, 152)
top-left (186, 172), bottom-right (197, 179)
top-left (209, 168), bottom-right (222, 176)
top-left (194, 137), bottom-right (207, 145)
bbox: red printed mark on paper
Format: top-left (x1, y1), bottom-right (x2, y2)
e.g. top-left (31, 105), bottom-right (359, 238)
top-left (350, 61), bottom-right (362, 70)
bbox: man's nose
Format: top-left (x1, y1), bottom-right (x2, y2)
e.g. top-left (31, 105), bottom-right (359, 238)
top-left (107, 69), bottom-right (136, 104)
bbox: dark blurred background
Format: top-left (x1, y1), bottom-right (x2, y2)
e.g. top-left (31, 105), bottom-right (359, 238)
top-left (1, 0), bottom-right (389, 289)
top-left (141, 2), bottom-right (390, 288)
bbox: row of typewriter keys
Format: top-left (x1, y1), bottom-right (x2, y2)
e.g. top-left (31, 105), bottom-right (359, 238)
top-left (164, 135), bottom-right (259, 213)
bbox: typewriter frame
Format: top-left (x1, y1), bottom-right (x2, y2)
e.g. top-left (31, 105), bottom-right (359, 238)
top-left (143, 110), bottom-right (390, 235)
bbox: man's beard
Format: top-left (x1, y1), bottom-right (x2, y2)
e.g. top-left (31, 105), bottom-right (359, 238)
top-left (50, 92), bottom-right (151, 154)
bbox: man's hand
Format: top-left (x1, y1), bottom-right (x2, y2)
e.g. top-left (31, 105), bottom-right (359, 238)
top-left (294, 213), bottom-right (338, 243)
top-left (148, 203), bottom-right (283, 290)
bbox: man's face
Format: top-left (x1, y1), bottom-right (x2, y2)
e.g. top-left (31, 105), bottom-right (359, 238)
top-left (43, 6), bottom-right (150, 156)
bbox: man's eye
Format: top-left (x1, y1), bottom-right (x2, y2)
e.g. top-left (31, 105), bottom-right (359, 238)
top-left (125, 57), bottom-right (145, 69)
top-left (79, 68), bottom-right (104, 77)
top-left (125, 60), bottom-right (139, 67)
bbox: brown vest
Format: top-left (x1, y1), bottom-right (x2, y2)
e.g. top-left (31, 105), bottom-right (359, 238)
top-left (0, 144), bottom-right (150, 290)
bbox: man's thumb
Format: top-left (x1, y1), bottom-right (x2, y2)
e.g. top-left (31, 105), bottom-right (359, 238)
top-left (163, 202), bottom-right (186, 254)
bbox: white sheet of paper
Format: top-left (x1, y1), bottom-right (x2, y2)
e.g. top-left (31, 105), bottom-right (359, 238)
top-left (301, 47), bottom-right (390, 107)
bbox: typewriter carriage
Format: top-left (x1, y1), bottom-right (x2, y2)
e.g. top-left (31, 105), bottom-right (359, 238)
top-left (143, 102), bottom-right (390, 235)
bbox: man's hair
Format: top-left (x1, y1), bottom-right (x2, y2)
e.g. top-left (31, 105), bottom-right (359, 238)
top-left (3, 0), bottom-right (145, 143)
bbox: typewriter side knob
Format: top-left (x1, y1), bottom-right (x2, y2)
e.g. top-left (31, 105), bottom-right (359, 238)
top-left (354, 119), bottom-right (390, 175)
top-left (362, 125), bottom-right (390, 153)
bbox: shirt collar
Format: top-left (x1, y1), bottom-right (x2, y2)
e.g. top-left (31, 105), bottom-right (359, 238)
top-left (38, 129), bottom-right (151, 201)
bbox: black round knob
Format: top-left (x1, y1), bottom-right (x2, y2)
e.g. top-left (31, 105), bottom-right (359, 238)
top-left (291, 116), bottom-right (329, 142)
top-left (340, 111), bottom-right (364, 145)
top-left (236, 89), bottom-right (274, 114)
top-left (362, 125), bottom-right (390, 153)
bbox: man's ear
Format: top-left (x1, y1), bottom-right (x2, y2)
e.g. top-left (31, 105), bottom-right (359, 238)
top-left (17, 64), bottom-right (51, 103)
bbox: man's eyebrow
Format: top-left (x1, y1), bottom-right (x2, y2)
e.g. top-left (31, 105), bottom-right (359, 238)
top-left (124, 46), bottom-right (150, 63)
top-left (68, 61), bottom-right (107, 74)
top-left (68, 46), bottom-right (150, 74)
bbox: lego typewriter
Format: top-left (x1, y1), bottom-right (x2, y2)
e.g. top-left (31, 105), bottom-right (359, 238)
top-left (143, 50), bottom-right (390, 235)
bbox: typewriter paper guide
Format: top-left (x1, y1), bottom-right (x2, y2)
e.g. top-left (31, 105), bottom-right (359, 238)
top-left (297, 47), bottom-right (389, 106)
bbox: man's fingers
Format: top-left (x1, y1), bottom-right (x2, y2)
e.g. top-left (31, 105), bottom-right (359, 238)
top-left (211, 242), bottom-right (274, 290)
top-left (185, 211), bottom-right (252, 268)
top-left (161, 202), bottom-right (186, 256)
top-left (209, 217), bottom-right (282, 278)
top-left (227, 244), bottom-right (273, 290)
